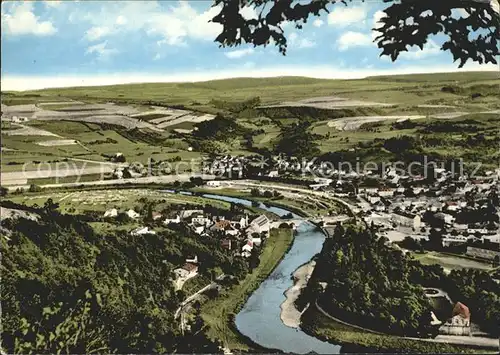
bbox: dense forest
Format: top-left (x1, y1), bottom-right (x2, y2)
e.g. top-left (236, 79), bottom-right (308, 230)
top-left (0, 199), bottom-right (253, 353)
top-left (298, 225), bottom-right (500, 337)
top-left (297, 225), bottom-right (437, 337)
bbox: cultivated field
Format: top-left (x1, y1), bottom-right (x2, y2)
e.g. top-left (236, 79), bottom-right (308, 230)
top-left (6, 188), bottom-right (232, 214)
top-left (1, 71), bottom-right (498, 187)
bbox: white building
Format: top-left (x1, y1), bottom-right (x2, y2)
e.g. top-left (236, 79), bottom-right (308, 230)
top-left (192, 225), bottom-right (205, 235)
top-left (206, 180), bottom-right (221, 187)
top-left (241, 241), bottom-right (253, 258)
top-left (103, 208), bottom-right (118, 218)
top-left (250, 236), bottom-right (262, 246)
top-left (131, 226), bottom-right (156, 236)
top-left (378, 189), bottom-right (394, 198)
top-left (180, 210), bottom-right (204, 219)
top-left (232, 215), bottom-right (249, 229)
top-left (191, 216), bottom-right (212, 226)
top-left (126, 209), bottom-right (140, 219)
top-left (164, 215), bottom-right (181, 224)
top-left (314, 177), bottom-right (333, 185)
top-left (247, 215), bottom-right (270, 236)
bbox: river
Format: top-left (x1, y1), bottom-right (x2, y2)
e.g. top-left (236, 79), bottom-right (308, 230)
top-left (192, 192), bottom-right (342, 353)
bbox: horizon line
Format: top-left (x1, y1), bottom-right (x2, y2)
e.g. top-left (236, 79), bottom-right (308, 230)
top-left (2, 64), bottom-right (498, 91)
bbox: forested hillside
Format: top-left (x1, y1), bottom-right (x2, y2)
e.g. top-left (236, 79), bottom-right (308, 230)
top-left (0, 200), bottom-right (249, 353)
top-left (298, 225), bottom-right (436, 337)
top-left (298, 225), bottom-right (500, 339)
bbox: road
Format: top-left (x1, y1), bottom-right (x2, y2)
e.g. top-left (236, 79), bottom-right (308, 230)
top-left (175, 273), bottom-right (225, 319)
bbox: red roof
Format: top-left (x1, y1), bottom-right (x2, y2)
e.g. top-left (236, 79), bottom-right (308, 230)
top-left (452, 302), bottom-right (470, 319)
top-left (215, 220), bottom-right (232, 230)
top-left (247, 240), bottom-right (253, 247)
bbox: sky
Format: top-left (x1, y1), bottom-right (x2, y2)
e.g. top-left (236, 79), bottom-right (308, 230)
top-left (1, 0), bottom-right (498, 91)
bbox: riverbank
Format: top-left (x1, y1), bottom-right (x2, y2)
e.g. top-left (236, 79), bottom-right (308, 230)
top-left (201, 228), bottom-right (295, 352)
top-left (280, 260), bottom-right (316, 328)
top-left (300, 302), bottom-right (495, 353)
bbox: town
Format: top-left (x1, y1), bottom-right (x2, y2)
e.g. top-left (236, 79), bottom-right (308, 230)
top-left (203, 152), bottom-right (499, 266)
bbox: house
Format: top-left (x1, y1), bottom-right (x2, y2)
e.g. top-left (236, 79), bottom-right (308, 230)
top-left (362, 187), bottom-right (379, 195)
top-left (192, 224), bottom-right (205, 235)
top-left (439, 302), bottom-right (471, 336)
top-left (152, 212), bottom-right (162, 220)
top-left (248, 215), bottom-right (270, 235)
top-left (211, 219), bottom-right (238, 235)
top-left (314, 177), bottom-right (333, 185)
top-left (442, 235), bottom-right (468, 247)
top-left (103, 208), bottom-right (118, 218)
top-left (186, 255), bottom-right (198, 264)
top-left (126, 209), bottom-right (140, 219)
top-left (164, 215), bottom-right (181, 224)
top-left (174, 262), bottom-right (199, 279)
top-left (131, 226), bottom-right (156, 236)
top-left (378, 188), bottom-right (394, 198)
top-left (232, 215), bottom-right (249, 229)
top-left (250, 235), bottom-right (262, 246)
top-left (435, 212), bottom-right (455, 225)
top-left (241, 241), bottom-right (253, 258)
top-left (12, 116), bottom-right (28, 123)
top-left (191, 215), bottom-right (212, 226)
top-left (206, 180), bottom-right (221, 187)
top-left (180, 210), bottom-right (204, 220)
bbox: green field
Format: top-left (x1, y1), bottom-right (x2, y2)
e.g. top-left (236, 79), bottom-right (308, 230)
top-left (12, 72), bottom-right (498, 111)
top-left (5, 188), bottom-right (233, 214)
top-left (201, 228), bottom-right (294, 351)
top-left (412, 251), bottom-right (495, 273)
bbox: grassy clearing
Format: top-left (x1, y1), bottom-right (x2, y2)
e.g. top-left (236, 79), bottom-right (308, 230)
top-left (301, 304), bottom-right (485, 354)
top-left (201, 228), bottom-right (294, 350)
top-left (412, 251), bottom-right (495, 273)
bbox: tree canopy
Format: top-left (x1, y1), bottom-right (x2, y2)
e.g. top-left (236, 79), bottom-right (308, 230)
top-left (211, 0), bottom-right (500, 67)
